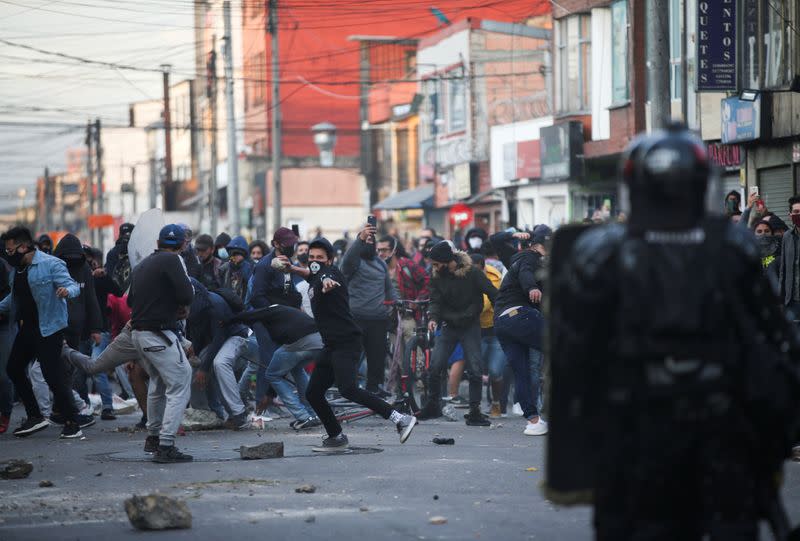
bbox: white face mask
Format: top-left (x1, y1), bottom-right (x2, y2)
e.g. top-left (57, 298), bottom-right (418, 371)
top-left (468, 237), bottom-right (483, 250)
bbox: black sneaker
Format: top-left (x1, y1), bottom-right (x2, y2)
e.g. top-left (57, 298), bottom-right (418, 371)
top-left (465, 410), bottom-right (491, 427)
top-left (143, 435), bottom-right (159, 453)
top-left (294, 417), bottom-right (322, 431)
top-left (77, 414), bottom-right (96, 429)
top-left (136, 415), bottom-right (147, 430)
top-left (449, 395), bottom-right (469, 409)
top-left (416, 401), bottom-right (442, 420)
top-left (312, 433), bottom-right (349, 452)
top-left (224, 412), bottom-right (249, 430)
top-left (152, 445), bottom-right (193, 463)
top-left (59, 421), bottom-right (83, 439)
top-left (396, 414), bottom-right (417, 444)
top-left (49, 413), bottom-right (65, 426)
top-left (101, 408), bottom-right (117, 421)
top-left (13, 416), bottom-right (50, 437)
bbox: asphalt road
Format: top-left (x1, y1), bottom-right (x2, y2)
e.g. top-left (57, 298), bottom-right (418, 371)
top-left (2, 408), bottom-right (800, 541)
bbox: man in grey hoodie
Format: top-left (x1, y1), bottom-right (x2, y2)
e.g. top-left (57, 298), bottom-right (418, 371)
top-left (340, 223), bottom-right (396, 395)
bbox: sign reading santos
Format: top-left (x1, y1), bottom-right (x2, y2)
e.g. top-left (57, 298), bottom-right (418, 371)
top-left (697, 0), bottom-right (737, 91)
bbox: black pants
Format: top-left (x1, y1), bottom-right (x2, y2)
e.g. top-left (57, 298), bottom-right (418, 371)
top-left (305, 345), bottom-right (393, 438)
top-left (355, 318), bottom-right (388, 392)
top-left (6, 324), bottom-right (78, 422)
top-left (428, 321), bottom-right (483, 407)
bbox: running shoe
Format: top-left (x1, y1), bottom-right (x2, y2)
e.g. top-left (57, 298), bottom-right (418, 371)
top-left (152, 445), bottom-right (193, 463)
top-left (396, 414), bottom-right (417, 444)
top-left (312, 433), bottom-right (349, 452)
top-left (224, 412), bottom-right (250, 430)
top-left (13, 416), bottom-right (49, 437)
top-left (59, 421), bottom-right (83, 439)
top-left (294, 417), bottom-right (322, 431)
top-left (449, 395), bottom-right (469, 409)
top-left (77, 414), bottom-right (96, 429)
top-left (144, 435), bottom-right (159, 454)
top-left (101, 408), bottom-right (117, 421)
top-left (523, 418), bottom-right (548, 436)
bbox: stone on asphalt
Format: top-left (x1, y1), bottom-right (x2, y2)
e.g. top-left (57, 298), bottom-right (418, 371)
top-left (124, 494), bottom-right (192, 530)
top-left (0, 459), bottom-right (33, 480)
top-left (240, 442), bottom-right (284, 460)
top-left (181, 408), bottom-right (224, 431)
top-left (295, 484), bottom-right (316, 494)
top-left (429, 516), bottom-right (448, 525)
top-left (38, 480), bottom-right (54, 488)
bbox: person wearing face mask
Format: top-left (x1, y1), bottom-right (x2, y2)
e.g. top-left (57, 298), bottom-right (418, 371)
top-left (418, 240), bottom-right (498, 425)
top-left (0, 226), bottom-right (82, 439)
top-left (340, 222), bottom-right (397, 397)
top-left (219, 236), bottom-right (253, 302)
top-left (464, 227), bottom-right (488, 255)
top-left (36, 234), bottom-right (53, 255)
top-left (214, 232), bottom-right (232, 260)
top-left (724, 190), bottom-right (742, 217)
top-left (296, 241), bottom-right (309, 262)
top-left (290, 237), bottom-right (417, 452)
top-left (493, 224), bottom-right (551, 437)
top-left (754, 219), bottom-right (780, 290)
top-left (778, 195), bottom-right (800, 320)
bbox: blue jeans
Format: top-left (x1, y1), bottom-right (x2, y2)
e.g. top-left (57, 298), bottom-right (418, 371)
top-left (265, 347), bottom-right (319, 421)
top-left (0, 324), bottom-right (14, 416)
top-left (529, 348), bottom-right (544, 417)
top-left (495, 306), bottom-right (545, 418)
top-left (84, 337), bottom-right (113, 410)
top-left (480, 334), bottom-right (506, 382)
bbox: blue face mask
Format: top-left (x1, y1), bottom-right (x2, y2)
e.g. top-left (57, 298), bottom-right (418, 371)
top-left (217, 248), bottom-right (229, 260)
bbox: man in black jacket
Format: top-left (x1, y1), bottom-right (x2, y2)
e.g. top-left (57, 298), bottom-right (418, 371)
top-left (293, 238), bottom-right (417, 452)
top-left (494, 225), bottom-right (550, 437)
top-left (419, 241), bottom-right (498, 426)
top-left (232, 304), bottom-right (323, 430)
top-left (128, 224), bottom-right (195, 463)
top-left (105, 222), bottom-right (133, 291)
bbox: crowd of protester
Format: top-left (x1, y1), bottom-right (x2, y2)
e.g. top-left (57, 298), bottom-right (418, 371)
top-left (0, 213), bottom-right (566, 461)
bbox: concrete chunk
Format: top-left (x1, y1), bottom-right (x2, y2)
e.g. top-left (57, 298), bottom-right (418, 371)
top-left (124, 494), bottom-right (192, 530)
top-left (239, 441), bottom-right (284, 460)
top-left (0, 460), bottom-right (33, 480)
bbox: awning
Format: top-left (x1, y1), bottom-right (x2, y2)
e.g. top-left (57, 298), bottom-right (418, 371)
top-left (374, 184), bottom-right (434, 210)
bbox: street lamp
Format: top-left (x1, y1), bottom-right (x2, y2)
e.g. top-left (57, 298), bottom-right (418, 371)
top-left (312, 122), bottom-right (337, 167)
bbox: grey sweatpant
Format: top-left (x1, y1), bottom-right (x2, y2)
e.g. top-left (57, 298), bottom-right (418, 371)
top-left (64, 325), bottom-right (138, 375)
top-left (131, 330), bottom-right (192, 447)
top-left (210, 336), bottom-right (248, 417)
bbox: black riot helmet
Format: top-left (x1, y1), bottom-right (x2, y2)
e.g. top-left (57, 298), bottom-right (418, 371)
top-left (619, 123), bottom-right (715, 232)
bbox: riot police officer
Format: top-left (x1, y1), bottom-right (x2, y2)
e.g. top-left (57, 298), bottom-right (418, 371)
top-left (546, 124), bottom-right (800, 540)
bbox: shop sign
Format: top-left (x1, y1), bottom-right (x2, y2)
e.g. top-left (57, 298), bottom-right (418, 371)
top-left (502, 140), bottom-right (542, 182)
top-left (540, 122), bottom-right (584, 180)
top-left (721, 95), bottom-right (762, 144)
top-left (451, 163), bottom-right (472, 200)
top-left (697, 0), bottom-right (737, 91)
top-left (707, 142), bottom-right (744, 169)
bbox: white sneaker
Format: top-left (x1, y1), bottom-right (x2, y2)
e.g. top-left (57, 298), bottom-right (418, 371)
top-left (511, 403), bottom-right (524, 416)
top-left (524, 419), bottom-right (548, 436)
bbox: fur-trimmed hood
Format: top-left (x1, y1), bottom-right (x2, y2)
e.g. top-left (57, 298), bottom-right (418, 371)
top-left (432, 250), bottom-right (472, 279)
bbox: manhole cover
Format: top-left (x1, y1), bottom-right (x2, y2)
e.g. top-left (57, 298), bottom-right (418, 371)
top-left (88, 446), bottom-right (382, 463)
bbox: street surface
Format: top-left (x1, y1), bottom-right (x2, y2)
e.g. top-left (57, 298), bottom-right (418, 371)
top-left (2, 408), bottom-right (800, 540)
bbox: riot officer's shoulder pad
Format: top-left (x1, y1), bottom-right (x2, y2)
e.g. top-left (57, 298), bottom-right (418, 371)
top-left (571, 224), bottom-right (625, 278)
top-left (723, 222), bottom-right (759, 261)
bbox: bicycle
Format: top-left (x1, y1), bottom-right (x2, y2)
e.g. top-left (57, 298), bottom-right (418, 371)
top-left (385, 299), bottom-right (434, 415)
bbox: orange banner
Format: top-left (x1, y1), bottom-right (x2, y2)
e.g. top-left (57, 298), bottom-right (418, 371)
top-left (87, 214), bottom-right (114, 229)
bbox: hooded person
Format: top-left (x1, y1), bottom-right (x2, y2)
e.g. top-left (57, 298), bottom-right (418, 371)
top-left (36, 234), bottom-right (53, 255)
top-left (219, 235), bottom-right (254, 301)
top-left (753, 219), bottom-right (780, 288)
top-left (53, 234), bottom-right (103, 350)
top-left (105, 223), bottom-right (134, 291)
top-left (464, 227), bottom-right (488, 255)
top-left (214, 232), bottom-right (232, 260)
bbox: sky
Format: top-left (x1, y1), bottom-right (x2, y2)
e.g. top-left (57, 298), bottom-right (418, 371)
top-left (0, 0), bottom-right (197, 212)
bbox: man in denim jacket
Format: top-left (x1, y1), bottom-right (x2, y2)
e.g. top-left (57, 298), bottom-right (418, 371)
top-left (0, 227), bottom-right (81, 438)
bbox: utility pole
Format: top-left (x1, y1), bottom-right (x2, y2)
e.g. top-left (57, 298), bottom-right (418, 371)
top-left (94, 118), bottom-right (104, 249)
top-left (130, 166), bottom-right (137, 216)
top-left (85, 120), bottom-right (94, 235)
top-left (161, 64), bottom-right (173, 209)
top-left (268, 0), bottom-right (282, 234)
top-left (223, 1), bottom-right (240, 235)
top-left (43, 166), bottom-right (50, 231)
top-left (208, 42), bottom-right (219, 236)
top-left (647, 0), bottom-right (671, 130)
top-left (358, 40), bottom-right (375, 207)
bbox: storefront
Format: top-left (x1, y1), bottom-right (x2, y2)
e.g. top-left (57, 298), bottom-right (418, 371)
top-left (516, 181), bottom-right (570, 229)
top-left (707, 141), bottom-right (745, 211)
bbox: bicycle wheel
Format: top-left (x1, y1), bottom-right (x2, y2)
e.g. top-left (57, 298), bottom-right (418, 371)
top-left (401, 336), bottom-right (431, 414)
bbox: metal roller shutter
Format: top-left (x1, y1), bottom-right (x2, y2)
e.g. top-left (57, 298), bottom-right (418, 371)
top-left (759, 166), bottom-right (794, 214)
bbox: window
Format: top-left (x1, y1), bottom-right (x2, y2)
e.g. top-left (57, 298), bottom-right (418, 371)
top-left (422, 78), bottom-right (441, 139)
top-left (611, 1), bottom-right (629, 103)
top-left (668, 0), bottom-right (682, 100)
top-left (556, 14), bottom-right (592, 113)
top-left (447, 68), bottom-right (466, 132)
top-left (764, 0), bottom-right (792, 88)
top-left (739, 0), bottom-right (798, 90)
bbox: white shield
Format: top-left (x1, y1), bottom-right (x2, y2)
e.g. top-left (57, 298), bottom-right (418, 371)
top-left (127, 208), bottom-right (165, 269)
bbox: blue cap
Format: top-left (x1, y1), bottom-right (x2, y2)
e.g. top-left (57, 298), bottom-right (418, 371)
top-left (158, 224), bottom-right (186, 247)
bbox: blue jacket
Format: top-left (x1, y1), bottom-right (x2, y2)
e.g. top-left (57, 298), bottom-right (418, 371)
top-left (0, 250), bottom-right (80, 337)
